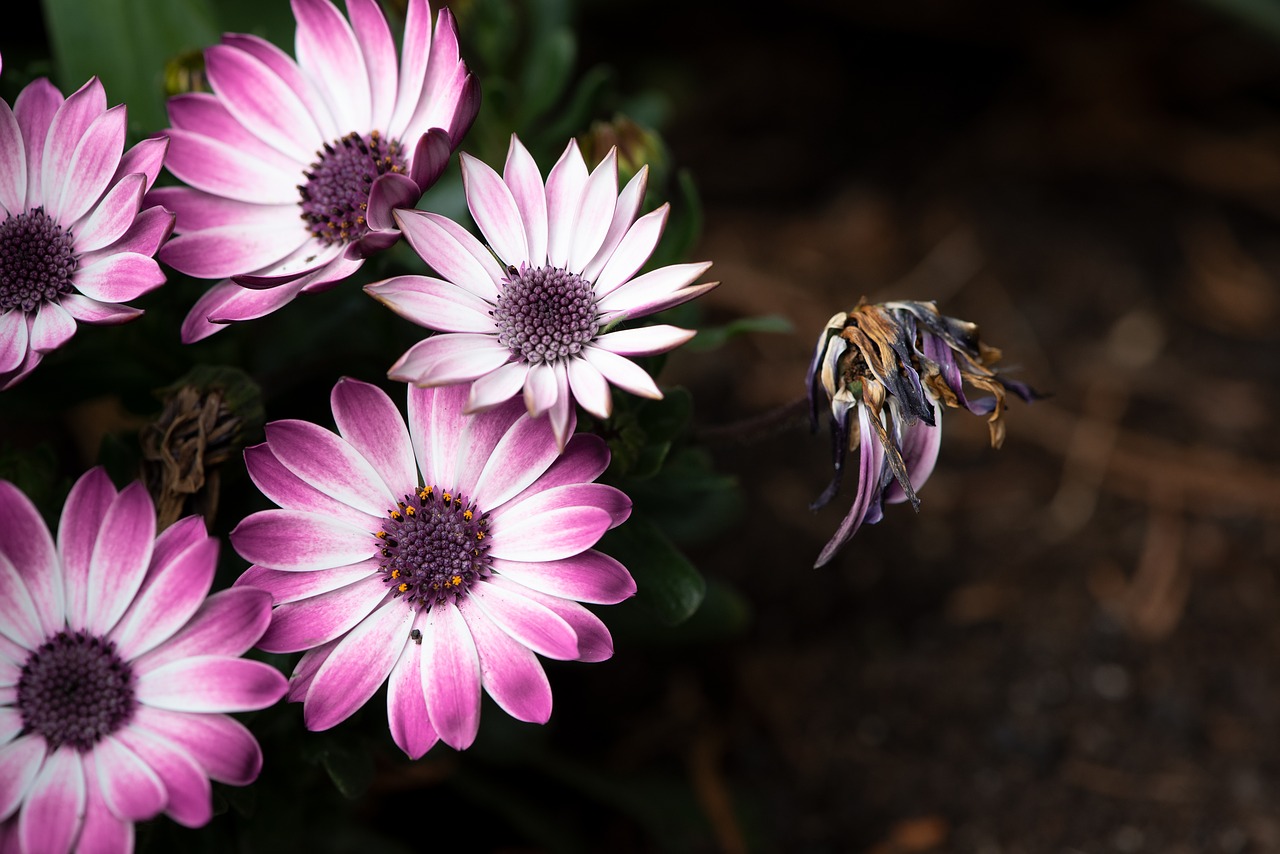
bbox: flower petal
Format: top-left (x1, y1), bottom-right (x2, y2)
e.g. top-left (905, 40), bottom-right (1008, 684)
top-left (545, 139), bottom-right (587, 269)
top-left (596, 261), bottom-right (715, 317)
top-left (0, 99), bottom-right (26, 217)
top-left (136, 656), bottom-right (287, 712)
top-left (487, 505), bottom-right (612, 563)
top-left (389, 0), bottom-right (434, 133)
top-left (91, 735), bottom-right (165, 821)
top-left (365, 171), bottom-right (420, 232)
top-left (133, 587), bottom-right (274, 671)
top-left (407, 382), bottom-right (470, 491)
top-left (0, 478), bottom-right (62, 637)
top-left (565, 357), bottom-right (611, 419)
top-left (293, 0), bottom-right (371, 132)
top-left (18, 746), bottom-right (85, 854)
top-left (163, 128), bottom-right (300, 205)
top-left (73, 173), bottom-right (144, 254)
top-left (113, 727), bottom-right (211, 828)
top-left (815, 405), bottom-right (887, 568)
top-left (73, 252), bottom-right (165, 305)
top-left (130, 706), bottom-right (261, 786)
top-left (458, 596), bottom-right (551, 723)
top-left (885, 407), bottom-right (942, 505)
top-left (364, 275), bottom-right (497, 333)
top-left (502, 135), bottom-right (547, 268)
top-left (159, 221), bottom-right (310, 280)
top-left (592, 204), bottom-right (669, 298)
top-left (346, 0), bottom-right (398, 131)
top-left (394, 209), bottom-right (503, 302)
top-left (492, 482), bottom-right (630, 532)
top-left (28, 302), bottom-right (77, 354)
top-left (469, 411), bottom-right (563, 509)
top-left (581, 347), bottom-right (662, 399)
top-left (55, 295), bottom-right (141, 326)
top-left (491, 550), bottom-right (635, 605)
top-left (301, 599), bottom-right (412, 731)
top-left (387, 332), bottom-right (513, 387)
top-left (113, 135), bottom-right (168, 192)
top-left (234, 561), bottom-right (376, 605)
top-left (266, 419), bottom-right (396, 515)
top-left (232, 509), bottom-right (376, 572)
top-left (567, 147), bottom-right (617, 272)
top-left (593, 324), bottom-right (696, 357)
top-left (465, 360), bottom-right (529, 411)
top-left (13, 78), bottom-right (63, 211)
top-left (385, 618), bottom-right (438, 759)
top-left (488, 575), bottom-right (614, 662)
top-left (85, 481), bottom-right (156, 635)
top-left (109, 533), bottom-right (218, 662)
top-left (243, 443), bottom-right (380, 530)
top-left (0, 736), bottom-right (44, 822)
top-left (582, 165), bottom-right (648, 283)
top-left (331, 378), bottom-right (417, 497)
top-left (421, 602), bottom-right (481, 749)
top-left (76, 766), bottom-right (133, 854)
top-left (462, 152), bottom-right (527, 265)
top-left (204, 42), bottom-right (321, 162)
top-left (0, 311), bottom-right (29, 374)
top-left (255, 574), bottom-right (388, 653)
top-left (53, 104), bottom-right (126, 226)
top-left (467, 579), bottom-right (578, 660)
top-left (56, 467), bottom-right (115, 631)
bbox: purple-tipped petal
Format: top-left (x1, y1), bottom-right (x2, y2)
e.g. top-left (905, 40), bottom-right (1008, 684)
top-left (57, 467), bottom-right (115, 631)
top-left (885, 406), bottom-right (942, 505)
top-left (13, 79), bottom-right (62, 211)
top-left (0, 736), bottom-right (44, 822)
top-left (458, 596), bottom-right (552, 723)
top-left (488, 505), bottom-right (611, 563)
top-left (85, 481), bottom-right (155, 635)
top-left (566, 357), bottom-right (611, 419)
top-left (462, 152), bottom-right (527, 264)
top-left (592, 205), bottom-right (669, 298)
top-left (567, 147), bottom-right (617, 272)
top-left (204, 42), bottom-right (321, 161)
top-left (90, 735), bottom-right (165, 821)
top-left (544, 139), bottom-right (587, 268)
top-left (266, 419), bottom-right (396, 514)
top-left (389, 0), bottom-right (434, 134)
top-left (815, 405), bottom-right (886, 568)
top-left (286, 639), bottom-right (337, 702)
top-left (255, 574), bottom-right (388, 653)
top-left (163, 128), bottom-right (300, 205)
top-left (58, 295), bottom-right (142, 326)
top-left (451, 397), bottom-right (525, 489)
top-left (18, 746), bottom-right (84, 854)
top-left (421, 602), bottom-right (481, 749)
top-left (597, 261), bottom-right (714, 316)
top-left (331, 378), bottom-right (417, 495)
top-left (408, 128), bottom-right (451, 191)
top-left (28, 302), bottom-right (76, 354)
top-left (134, 587), bottom-right (273, 670)
top-left (293, 0), bottom-right (371, 132)
top-left (235, 562), bottom-right (376, 606)
top-left (502, 135), bottom-right (548, 268)
top-left (113, 135), bottom-right (168, 192)
top-left (73, 251), bottom-right (165, 304)
top-left (243, 443), bottom-right (380, 530)
top-left (386, 620), bottom-right (439, 758)
top-left (76, 771), bottom-right (133, 854)
top-left (521, 362), bottom-right (558, 418)
top-left (73, 173), bottom-right (144, 254)
top-left (136, 656), bottom-right (287, 713)
top-left (492, 550), bottom-right (635, 605)
top-left (490, 576), bottom-right (614, 662)
top-left (113, 727), bottom-right (211, 828)
top-left (147, 184), bottom-right (289, 234)
top-left (0, 312), bottom-right (28, 373)
top-left (407, 382), bottom-right (470, 490)
top-left (53, 104), bottom-right (126, 225)
top-left (594, 325), bottom-right (696, 357)
top-left (494, 482), bottom-right (630, 531)
top-left (109, 534), bottom-right (218, 661)
top-left (0, 100), bottom-right (25, 217)
top-left (465, 361), bottom-right (529, 412)
top-left (131, 706), bottom-right (262, 786)
top-left (366, 171), bottom-right (420, 232)
top-left (582, 165), bottom-right (648, 283)
top-left (160, 222), bottom-right (309, 280)
top-left (394, 209), bottom-right (503, 302)
top-left (467, 579), bottom-right (578, 661)
top-left (365, 275), bottom-right (497, 332)
top-left (469, 411), bottom-right (563, 509)
top-left (232, 509), bottom-right (375, 572)
top-left (581, 347), bottom-right (662, 400)
top-left (301, 600), bottom-right (412, 731)
top-left (388, 332), bottom-right (513, 387)
top-left (40, 78), bottom-right (108, 220)
top-left (346, 0), bottom-right (398, 130)
top-left (220, 33), bottom-right (338, 139)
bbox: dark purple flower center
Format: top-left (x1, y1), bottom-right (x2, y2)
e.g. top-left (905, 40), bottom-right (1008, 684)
top-left (493, 264), bottom-right (599, 364)
top-left (17, 630), bottom-right (135, 751)
top-left (0, 208), bottom-right (78, 314)
top-left (377, 485), bottom-right (492, 611)
top-left (299, 130), bottom-right (407, 246)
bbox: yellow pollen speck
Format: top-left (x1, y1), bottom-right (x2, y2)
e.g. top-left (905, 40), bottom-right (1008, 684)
top-left (390, 568), bottom-right (400, 578)
top-left (390, 510), bottom-right (402, 521)
top-left (463, 509), bottom-right (473, 521)
top-left (443, 493), bottom-right (453, 504)
top-left (476, 531), bottom-right (486, 540)
top-left (376, 531), bottom-right (387, 539)
top-left (405, 506), bottom-right (416, 517)
top-left (420, 486), bottom-right (433, 500)
top-left (398, 582), bottom-right (408, 593)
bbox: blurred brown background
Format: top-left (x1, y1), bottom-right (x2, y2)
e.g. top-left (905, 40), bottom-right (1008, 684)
top-left (571, 0), bottom-right (1280, 850)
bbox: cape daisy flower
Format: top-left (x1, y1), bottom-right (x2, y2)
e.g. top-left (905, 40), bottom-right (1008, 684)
top-left (0, 469), bottom-right (286, 853)
top-left (0, 63), bottom-right (172, 389)
top-left (365, 134), bottom-right (717, 449)
top-left (231, 378), bottom-right (635, 755)
top-left (808, 300), bottom-right (1037, 567)
top-left (150, 0), bottom-right (480, 343)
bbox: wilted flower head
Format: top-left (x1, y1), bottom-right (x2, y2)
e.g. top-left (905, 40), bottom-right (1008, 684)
top-left (151, 0), bottom-right (480, 343)
top-left (231, 378), bottom-right (635, 755)
top-left (365, 133), bottom-right (717, 450)
top-left (0, 468), bottom-right (286, 852)
top-left (0, 61), bottom-right (172, 389)
top-left (808, 299), bottom-right (1037, 567)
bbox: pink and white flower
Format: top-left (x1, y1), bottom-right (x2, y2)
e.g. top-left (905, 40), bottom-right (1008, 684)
top-left (0, 63), bottom-right (172, 389)
top-left (365, 134), bottom-right (718, 449)
top-left (232, 378), bottom-right (635, 755)
top-left (0, 469), bottom-right (287, 853)
top-left (152, 0), bottom-right (480, 343)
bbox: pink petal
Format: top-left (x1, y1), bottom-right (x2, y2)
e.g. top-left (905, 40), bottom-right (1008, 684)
top-left (387, 332), bottom-right (513, 387)
top-left (73, 251), bottom-right (164, 305)
top-left (57, 467), bottom-right (115, 630)
top-left (488, 505), bottom-right (612, 563)
top-left (301, 599), bottom-right (413, 731)
top-left (451, 397), bottom-right (526, 490)
top-left (286, 638), bottom-right (338, 702)
top-left (492, 483), bottom-right (630, 531)
top-left (40, 78), bottom-right (107, 219)
top-left (130, 706), bottom-right (261, 786)
top-left (331, 378), bottom-right (417, 497)
top-left (346, 0), bottom-right (398, 131)
top-left (406, 382), bottom-right (469, 490)
top-left (567, 148), bottom-right (618, 272)
top-left (400, 9), bottom-right (467, 140)
top-left (421, 602), bottom-right (481, 749)
top-left (502, 135), bottom-right (547, 267)
top-left (79, 205), bottom-right (172, 266)
top-left (53, 104), bottom-right (126, 226)
top-left (159, 221), bottom-right (309, 280)
top-left (467, 579), bottom-right (578, 660)
top-left (596, 261), bottom-right (714, 315)
top-left (292, 0), bottom-right (371, 132)
top-left (231, 509), bottom-right (376, 572)
top-left (235, 561), bottom-right (376, 606)
top-left (491, 550), bottom-right (635, 605)
top-left (13, 78), bottom-right (62, 211)
top-left (0, 736), bottom-right (44, 821)
top-left (365, 171), bottom-right (419, 232)
top-left (582, 166), bottom-right (648, 283)
top-left (147, 185), bottom-right (292, 234)
top-left (180, 279), bottom-right (304, 343)
top-left (58, 295), bottom-right (141, 326)
top-left (544, 139), bottom-right (588, 268)
top-left (137, 656), bottom-right (287, 712)
top-left (884, 407), bottom-right (942, 505)
top-left (364, 275), bottom-right (497, 333)
top-left (134, 587), bottom-right (273, 671)
top-left (461, 153), bottom-right (527, 264)
top-left (593, 325), bottom-right (696, 357)
top-left (469, 410), bottom-right (563, 509)
top-left (582, 347), bottom-right (662, 399)
top-left (522, 362), bottom-right (557, 418)
top-left (163, 128), bottom-right (300, 205)
top-left (465, 360), bottom-right (529, 412)
top-left (85, 482), bottom-right (155, 635)
top-left (28, 302), bottom-right (76, 354)
top-left (408, 127), bottom-right (451, 191)
top-left (109, 534), bottom-right (218, 661)
top-left (243, 443), bottom-right (380, 530)
top-left (220, 33), bottom-right (337, 139)
top-left (506, 433), bottom-right (610, 502)
top-left (266, 418), bottom-right (395, 515)
top-left (0, 312), bottom-right (29, 373)
top-left (75, 767), bottom-right (133, 854)
top-left (592, 204), bottom-right (668, 298)
top-left (204, 43), bottom-right (321, 162)
top-left (112, 135), bottom-right (168, 192)
top-left (18, 746), bottom-right (85, 854)
top-left (489, 575), bottom-right (614, 662)
top-left (255, 574), bottom-right (388, 653)
top-left (566, 357), bottom-right (611, 419)
top-left (394, 209), bottom-right (503, 302)
top-left (385, 619), bottom-right (439, 759)
top-left (815, 405), bottom-right (887, 568)
top-left (91, 735), bottom-right (165, 821)
top-left (458, 596), bottom-right (551, 723)
top-left (113, 727), bottom-right (211, 828)
top-left (389, 0), bottom-right (433, 133)
top-left (0, 479), bottom-right (60, 639)
top-left (73, 173), bottom-right (144, 254)
top-left (0, 99), bottom-right (25, 216)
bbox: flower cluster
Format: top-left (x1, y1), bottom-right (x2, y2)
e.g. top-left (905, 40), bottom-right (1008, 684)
top-left (808, 299), bottom-right (1037, 567)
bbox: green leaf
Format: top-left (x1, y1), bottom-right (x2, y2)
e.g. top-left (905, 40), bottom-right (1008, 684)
top-left (42, 0), bottom-right (221, 136)
top-left (684, 314), bottom-right (794, 352)
top-left (517, 27), bottom-right (576, 125)
top-left (636, 386), bottom-right (692, 444)
top-left (598, 514), bottom-right (705, 625)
